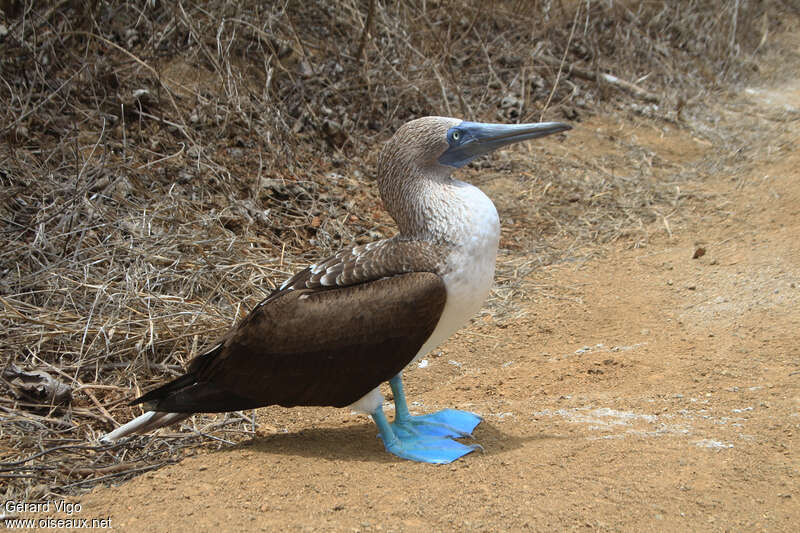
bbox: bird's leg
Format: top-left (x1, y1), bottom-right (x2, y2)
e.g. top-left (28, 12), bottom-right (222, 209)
top-left (389, 373), bottom-right (412, 422)
top-left (371, 404), bottom-right (480, 464)
top-left (388, 374), bottom-right (482, 440)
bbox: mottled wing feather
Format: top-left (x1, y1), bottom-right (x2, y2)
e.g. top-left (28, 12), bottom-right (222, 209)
top-left (281, 237), bottom-right (446, 291)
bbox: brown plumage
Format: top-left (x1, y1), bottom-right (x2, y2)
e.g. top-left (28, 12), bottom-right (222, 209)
top-left (133, 271), bottom-right (446, 412)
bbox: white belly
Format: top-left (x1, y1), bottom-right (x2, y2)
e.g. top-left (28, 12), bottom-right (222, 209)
top-left (410, 260), bottom-right (496, 363)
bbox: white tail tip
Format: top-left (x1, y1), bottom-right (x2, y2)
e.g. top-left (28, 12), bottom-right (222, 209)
top-left (99, 411), bottom-right (190, 443)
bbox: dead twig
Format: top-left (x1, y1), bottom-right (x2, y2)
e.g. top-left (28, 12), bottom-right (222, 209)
top-left (538, 55), bottom-right (660, 103)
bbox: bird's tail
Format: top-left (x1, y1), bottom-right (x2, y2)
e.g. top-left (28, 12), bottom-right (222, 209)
top-left (99, 411), bottom-right (191, 443)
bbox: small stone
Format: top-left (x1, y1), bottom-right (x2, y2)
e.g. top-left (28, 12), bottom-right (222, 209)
top-left (322, 119), bottom-right (347, 147)
top-left (500, 95), bottom-right (521, 109)
top-left (693, 247), bottom-right (706, 259)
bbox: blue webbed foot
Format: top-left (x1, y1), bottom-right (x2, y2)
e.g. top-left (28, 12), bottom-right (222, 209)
top-left (371, 407), bottom-right (481, 464)
top-left (391, 409), bottom-right (482, 440)
top-left (380, 433), bottom-right (481, 464)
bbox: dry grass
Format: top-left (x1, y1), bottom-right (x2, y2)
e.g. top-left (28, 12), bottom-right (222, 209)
top-left (1, 0), bottom-right (797, 499)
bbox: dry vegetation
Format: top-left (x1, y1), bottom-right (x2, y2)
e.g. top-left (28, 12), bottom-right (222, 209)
top-left (0, 0), bottom-right (795, 500)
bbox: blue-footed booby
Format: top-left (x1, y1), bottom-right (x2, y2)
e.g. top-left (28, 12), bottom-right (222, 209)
top-left (101, 117), bottom-right (571, 463)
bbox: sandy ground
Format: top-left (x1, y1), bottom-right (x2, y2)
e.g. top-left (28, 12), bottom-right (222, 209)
top-left (47, 71), bottom-right (798, 531)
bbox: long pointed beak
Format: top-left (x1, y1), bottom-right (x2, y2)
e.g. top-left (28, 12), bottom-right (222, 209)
top-left (438, 121), bottom-right (571, 168)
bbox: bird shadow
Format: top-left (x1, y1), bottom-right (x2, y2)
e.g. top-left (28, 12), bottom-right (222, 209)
top-left (223, 418), bottom-right (564, 464)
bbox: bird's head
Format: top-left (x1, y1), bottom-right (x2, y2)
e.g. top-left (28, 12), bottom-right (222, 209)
top-left (378, 116), bottom-right (571, 180)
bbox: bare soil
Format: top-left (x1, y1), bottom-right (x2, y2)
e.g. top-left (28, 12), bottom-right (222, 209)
top-left (57, 72), bottom-right (800, 532)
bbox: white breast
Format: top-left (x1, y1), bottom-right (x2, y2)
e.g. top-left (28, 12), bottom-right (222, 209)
top-left (412, 180), bottom-right (500, 362)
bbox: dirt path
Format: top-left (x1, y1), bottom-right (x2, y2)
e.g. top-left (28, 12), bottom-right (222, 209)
top-left (67, 77), bottom-right (800, 532)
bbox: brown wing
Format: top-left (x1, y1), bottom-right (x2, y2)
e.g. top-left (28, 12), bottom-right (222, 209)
top-left (133, 272), bottom-right (446, 412)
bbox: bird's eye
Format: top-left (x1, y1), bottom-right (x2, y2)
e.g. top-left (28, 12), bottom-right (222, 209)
top-left (452, 131), bottom-right (460, 141)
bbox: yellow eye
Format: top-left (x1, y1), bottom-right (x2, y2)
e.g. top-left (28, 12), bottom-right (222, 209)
top-left (452, 131), bottom-right (460, 141)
